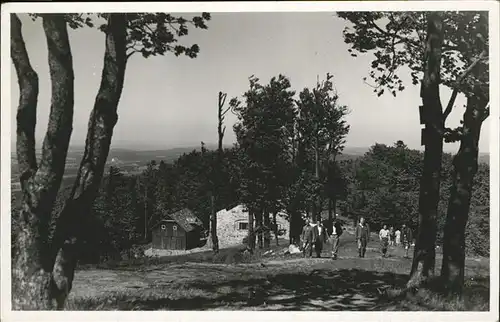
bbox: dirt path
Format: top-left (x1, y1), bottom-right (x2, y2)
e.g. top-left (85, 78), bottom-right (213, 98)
top-left (69, 256), bottom-right (404, 310)
top-left (68, 246), bottom-right (489, 310)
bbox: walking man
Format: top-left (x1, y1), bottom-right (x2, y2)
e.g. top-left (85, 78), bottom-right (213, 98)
top-left (389, 226), bottom-right (395, 246)
top-left (379, 224), bottom-right (390, 257)
top-left (330, 214), bottom-right (343, 260)
top-left (301, 218), bottom-right (314, 258)
top-left (313, 220), bottom-right (328, 258)
top-left (401, 223), bottom-right (413, 258)
top-left (355, 217), bottom-right (370, 258)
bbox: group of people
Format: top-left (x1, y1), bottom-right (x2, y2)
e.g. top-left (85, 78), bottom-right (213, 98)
top-left (378, 223), bottom-right (413, 258)
top-left (300, 214), bottom-right (414, 260)
top-left (300, 214), bottom-right (343, 259)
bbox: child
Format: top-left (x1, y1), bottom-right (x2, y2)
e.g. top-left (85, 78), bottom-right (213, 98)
top-left (379, 224), bottom-right (390, 257)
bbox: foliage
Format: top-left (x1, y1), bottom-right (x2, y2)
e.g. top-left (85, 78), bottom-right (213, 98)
top-left (29, 12), bottom-right (212, 59)
top-left (337, 11), bottom-right (488, 99)
top-left (296, 74), bottom-right (350, 157)
top-left (294, 74), bottom-right (350, 216)
top-left (232, 75), bottom-right (297, 214)
top-left (337, 141), bottom-right (489, 256)
top-left (11, 139), bottom-right (489, 260)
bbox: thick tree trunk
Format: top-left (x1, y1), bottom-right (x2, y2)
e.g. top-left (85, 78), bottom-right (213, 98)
top-left (11, 12), bottom-right (39, 277)
top-left (11, 14), bottom-right (75, 310)
top-left (11, 14), bottom-right (39, 186)
top-left (408, 12), bottom-right (444, 288)
top-left (248, 209), bottom-right (255, 252)
top-left (48, 14), bottom-right (128, 309)
top-left (441, 93), bottom-right (488, 295)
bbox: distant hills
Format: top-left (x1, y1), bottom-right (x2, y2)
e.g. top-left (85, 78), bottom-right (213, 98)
top-left (9, 144), bottom-right (489, 195)
top-left (11, 144), bottom-right (490, 170)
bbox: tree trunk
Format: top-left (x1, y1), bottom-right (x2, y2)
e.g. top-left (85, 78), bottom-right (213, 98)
top-left (11, 14), bottom-right (39, 187)
top-left (314, 134), bottom-right (321, 223)
top-left (289, 210), bottom-right (303, 245)
top-left (210, 194), bottom-right (219, 253)
top-left (248, 209), bottom-right (255, 252)
top-left (273, 212), bottom-right (279, 246)
top-left (408, 12), bottom-right (444, 288)
top-left (48, 14), bottom-right (128, 309)
top-left (441, 93), bottom-right (488, 295)
top-left (264, 210), bottom-right (271, 249)
top-left (212, 92), bottom-right (227, 254)
top-left (256, 209), bottom-right (263, 249)
top-left (328, 199), bottom-right (333, 234)
top-left (328, 153), bottom-right (338, 234)
top-left (11, 13), bottom-right (75, 310)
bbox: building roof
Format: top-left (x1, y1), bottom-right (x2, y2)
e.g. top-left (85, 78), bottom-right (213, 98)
top-left (155, 208), bottom-right (204, 232)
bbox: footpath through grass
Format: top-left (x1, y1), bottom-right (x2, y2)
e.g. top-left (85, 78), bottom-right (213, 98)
top-left (68, 233), bottom-right (490, 311)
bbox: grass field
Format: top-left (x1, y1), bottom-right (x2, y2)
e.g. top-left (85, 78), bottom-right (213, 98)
top-left (67, 232), bottom-right (490, 311)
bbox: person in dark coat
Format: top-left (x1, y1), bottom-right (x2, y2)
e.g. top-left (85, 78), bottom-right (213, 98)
top-left (312, 220), bottom-right (328, 258)
top-left (401, 223), bottom-right (413, 258)
top-left (355, 217), bottom-right (370, 258)
top-left (329, 214), bottom-right (343, 260)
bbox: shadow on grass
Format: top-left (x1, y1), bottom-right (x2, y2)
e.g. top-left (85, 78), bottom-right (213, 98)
top-left (73, 268), bottom-right (410, 311)
top-left (384, 275), bottom-right (490, 311)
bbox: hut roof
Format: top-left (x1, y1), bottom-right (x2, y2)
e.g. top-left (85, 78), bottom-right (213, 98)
top-left (155, 208), bottom-right (203, 232)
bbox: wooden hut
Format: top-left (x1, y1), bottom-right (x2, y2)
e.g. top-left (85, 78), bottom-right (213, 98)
top-left (151, 208), bottom-right (206, 250)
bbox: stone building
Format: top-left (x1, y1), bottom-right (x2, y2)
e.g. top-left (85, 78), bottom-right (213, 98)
top-left (210, 204), bottom-right (290, 248)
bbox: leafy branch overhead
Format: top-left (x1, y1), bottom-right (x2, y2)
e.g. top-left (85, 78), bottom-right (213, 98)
top-left (29, 12), bottom-right (212, 59)
top-left (338, 12), bottom-right (488, 99)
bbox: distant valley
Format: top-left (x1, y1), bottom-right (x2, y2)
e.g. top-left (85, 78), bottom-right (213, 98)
top-left (10, 145), bottom-right (490, 194)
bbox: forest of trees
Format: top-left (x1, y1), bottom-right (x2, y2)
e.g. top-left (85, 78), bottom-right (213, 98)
top-left (12, 140), bottom-right (490, 262)
top-left (10, 11), bottom-right (490, 310)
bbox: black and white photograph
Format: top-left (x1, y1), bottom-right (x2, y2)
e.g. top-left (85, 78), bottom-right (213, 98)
top-left (1, 1), bottom-right (499, 321)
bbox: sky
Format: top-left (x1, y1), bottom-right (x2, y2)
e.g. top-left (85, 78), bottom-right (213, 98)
top-left (10, 12), bottom-right (491, 153)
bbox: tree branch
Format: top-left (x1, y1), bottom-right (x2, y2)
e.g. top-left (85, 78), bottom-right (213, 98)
top-left (481, 103), bottom-right (490, 121)
top-left (222, 106), bottom-right (231, 116)
top-left (11, 14), bottom-right (39, 187)
top-left (443, 49), bottom-right (488, 122)
top-left (11, 13), bottom-right (74, 310)
top-left (32, 14), bottom-right (75, 214)
top-left (218, 91), bottom-right (227, 109)
top-left (50, 13), bottom-right (128, 309)
top-left (366, 16), bottom-right (422, 50)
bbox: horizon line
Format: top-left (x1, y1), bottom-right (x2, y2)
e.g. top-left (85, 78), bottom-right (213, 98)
top-left (8, 142), bottom-right (490, 155)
